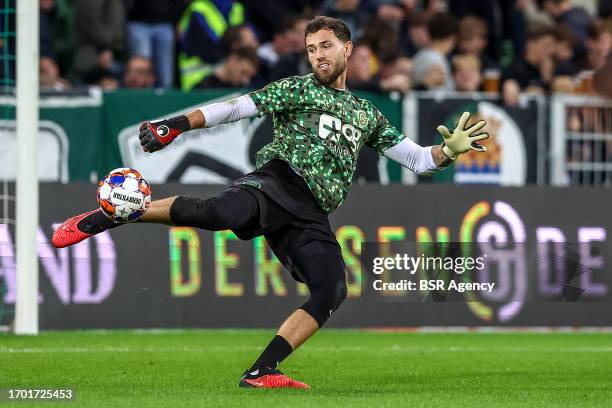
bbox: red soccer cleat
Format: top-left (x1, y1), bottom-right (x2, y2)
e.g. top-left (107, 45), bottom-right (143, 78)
top-left (52, 209), bottom-right (101, 248)
top-left (239, 367), bottom-right (310, 389)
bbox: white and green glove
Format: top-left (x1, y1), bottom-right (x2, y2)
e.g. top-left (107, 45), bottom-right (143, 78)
top-left (436, 111), bottom-right (489, 160)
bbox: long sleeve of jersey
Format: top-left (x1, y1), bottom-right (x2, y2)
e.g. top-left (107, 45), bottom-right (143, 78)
top-left (199, 94), bottom-right (259, 127)
top-left (383, 138), bottom-right (443, 175)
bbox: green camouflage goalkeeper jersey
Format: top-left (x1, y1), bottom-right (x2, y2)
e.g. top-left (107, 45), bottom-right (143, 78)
top-left (248, 73), bottom-right (405, 214)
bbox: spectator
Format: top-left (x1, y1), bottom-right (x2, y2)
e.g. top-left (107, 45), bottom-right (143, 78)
top-left (447, 0), bottom-right (505, 61)
top-left (71, 0), bottom-right (125, 82)
top-left (222, 24), bottom-right (266, 85)
top-left (287, 15), bottom-right (309, 54)
top-left (576, 21), bottom-right (612, 72)
top-left (412, 13), bottom-right (458, 91)
top-left (178, 0), bottom-right (248, 91)
top-left (40, 0), bottom-right (74, 77)
top-left (593, 57), bottom-right (612, 96)
top-left (320, 0), bottom-right (366, 41)
top-left (501, 26), bottom-right (556, 106)
top-left (222, 25), bottom-right (260, 53)
top-left (258, 16), bottom-right (304, 66)
top-left (542, 0), bottom-right (592, 43)
top-left (551, 25), bottom-right (579, 94)
top-left (241, 0), bottom-right (322, 42)
top-left (268, 52), bottom-right (310, 82)
top-left (83, 67), bottom-right (120, 90)
top-left (452, 54), bottom-right (482, 92)
top-left (377, 52), bottom-right (412, 93)
top-left (126, 0), bottom-right (179, 88)
top-left (553, 25), bottom-right (579, 76)
top-left (347, 43), bottom-right (375, 87)
top-left (361, 17), bottom-right (401, 62)
top-left (40, 57), bottom-right (71, 91)
top-left (40, 1), bottom-right (54, 64)
top-left (457, 16), bottom-right (496, 70)
top-left (401, 12), bottom-right (430, 57)
top-left (347, 44), bottom-right (411, 93)
top-left (266, 16), bottom-right (311, 81)
top-left (196, 47), bottom-right (260, 88)
top-left (123, 56), bottom-right (156, 89)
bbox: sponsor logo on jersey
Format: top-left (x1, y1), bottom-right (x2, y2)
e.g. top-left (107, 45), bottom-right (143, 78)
top-left (318, 113), bottom-right (362, 154)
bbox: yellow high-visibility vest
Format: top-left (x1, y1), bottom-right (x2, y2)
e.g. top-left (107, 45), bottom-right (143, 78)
top-left (178, 0), bottom-right (245, 91)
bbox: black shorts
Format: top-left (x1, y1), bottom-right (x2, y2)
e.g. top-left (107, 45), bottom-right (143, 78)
top-left (230, 160), bottom-right (340, 282)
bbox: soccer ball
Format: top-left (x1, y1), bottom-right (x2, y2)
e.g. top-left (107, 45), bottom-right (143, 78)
top-left (97, 168), bottom-right (152, 222)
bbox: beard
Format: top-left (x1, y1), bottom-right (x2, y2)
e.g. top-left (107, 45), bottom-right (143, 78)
top-left (313, 60), bottom-right (346, 86)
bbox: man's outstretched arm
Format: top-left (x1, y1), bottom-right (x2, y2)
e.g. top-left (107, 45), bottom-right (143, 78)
top-left (383, 111), bottom-right (489, 175)
top-left (139, 94), bottom-right (259, 152)
top-left (383, 138), bottom-right (451, 176)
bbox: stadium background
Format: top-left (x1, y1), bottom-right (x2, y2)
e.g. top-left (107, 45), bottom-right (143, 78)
top-left (0, 0), bottom-right (612, 329)
top-left (2, 0), bottom-right (612, 329)
top-left (1, 1), bottom-right (612, 406)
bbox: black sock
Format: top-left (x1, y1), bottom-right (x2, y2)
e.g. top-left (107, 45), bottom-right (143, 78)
top-left (77, 211), bottom-right (120, 234)
top-left (248, 335), bottom-right (293, 372)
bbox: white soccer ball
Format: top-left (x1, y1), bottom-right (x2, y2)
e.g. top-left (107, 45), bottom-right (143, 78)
top-left (97, 168), bottom-right (152, 222)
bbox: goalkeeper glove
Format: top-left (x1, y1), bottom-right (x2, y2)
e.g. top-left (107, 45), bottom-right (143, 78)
top-left (436, 111), bottom-right (489, 160)
top-left (139, 115), bottom-right (191, 153)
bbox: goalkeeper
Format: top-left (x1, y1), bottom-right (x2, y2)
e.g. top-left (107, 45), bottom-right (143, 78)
top-left (53, 16), bottom-right (488, 389)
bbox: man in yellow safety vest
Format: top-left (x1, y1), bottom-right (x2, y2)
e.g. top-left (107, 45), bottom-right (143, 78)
top-left (178, 0), bottom-right (246, 91)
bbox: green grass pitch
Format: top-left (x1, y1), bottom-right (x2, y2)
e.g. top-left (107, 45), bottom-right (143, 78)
top-left (1, 330), bottom-right (610, 407)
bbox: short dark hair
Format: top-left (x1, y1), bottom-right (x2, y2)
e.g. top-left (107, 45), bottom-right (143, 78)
top-left (459, 15), bottom-right (488, 40)
top-left (587, 20), bottom-right (609, 40)
top-left (554, 24), bottom-right (577, 45)
top-left (228, 47), bottom-right (260, 68)
top-left (526, 25), bottom-right (555, 42)
top-left (304, 16), bottom-right (351, 42)
top-left (222, 24), bottom-right (250, 53)
top-left (427, 13), bottom-right (459, 40)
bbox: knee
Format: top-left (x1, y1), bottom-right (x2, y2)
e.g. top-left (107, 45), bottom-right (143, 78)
top-left (311, 281), bottom-right (346, 310)
top-left (301, 273), bottom-right (347, 327)
top-left (329, 279), bottom-right (348, 310)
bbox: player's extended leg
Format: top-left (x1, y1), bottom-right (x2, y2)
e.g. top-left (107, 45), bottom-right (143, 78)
top-left (52, 189), bottom-right (260, 248)
top-left (239, 240), bottom-right (347, 389)
top-left (139, 196), bottom-right (178, 224)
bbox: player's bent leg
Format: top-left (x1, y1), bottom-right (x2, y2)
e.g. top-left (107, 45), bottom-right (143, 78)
top-left (239, 240), bottom-right (347, 389)
top-left (295, 240), bottom-right (348, 328)
top-left (53, 188), bottom-right (260, 249)
top-left (169, 188), bottom-right (260, 232)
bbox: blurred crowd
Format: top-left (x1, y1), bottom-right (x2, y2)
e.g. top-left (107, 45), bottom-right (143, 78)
top-left (2, 0), bottom-right (612, 102)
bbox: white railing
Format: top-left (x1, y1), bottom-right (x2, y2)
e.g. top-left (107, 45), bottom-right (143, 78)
top-left (550, 94), bottom-right (612, 186)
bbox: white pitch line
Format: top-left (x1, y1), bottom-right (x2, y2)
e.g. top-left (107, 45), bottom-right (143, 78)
top-left (1, 346), bottom-right (611, 353)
